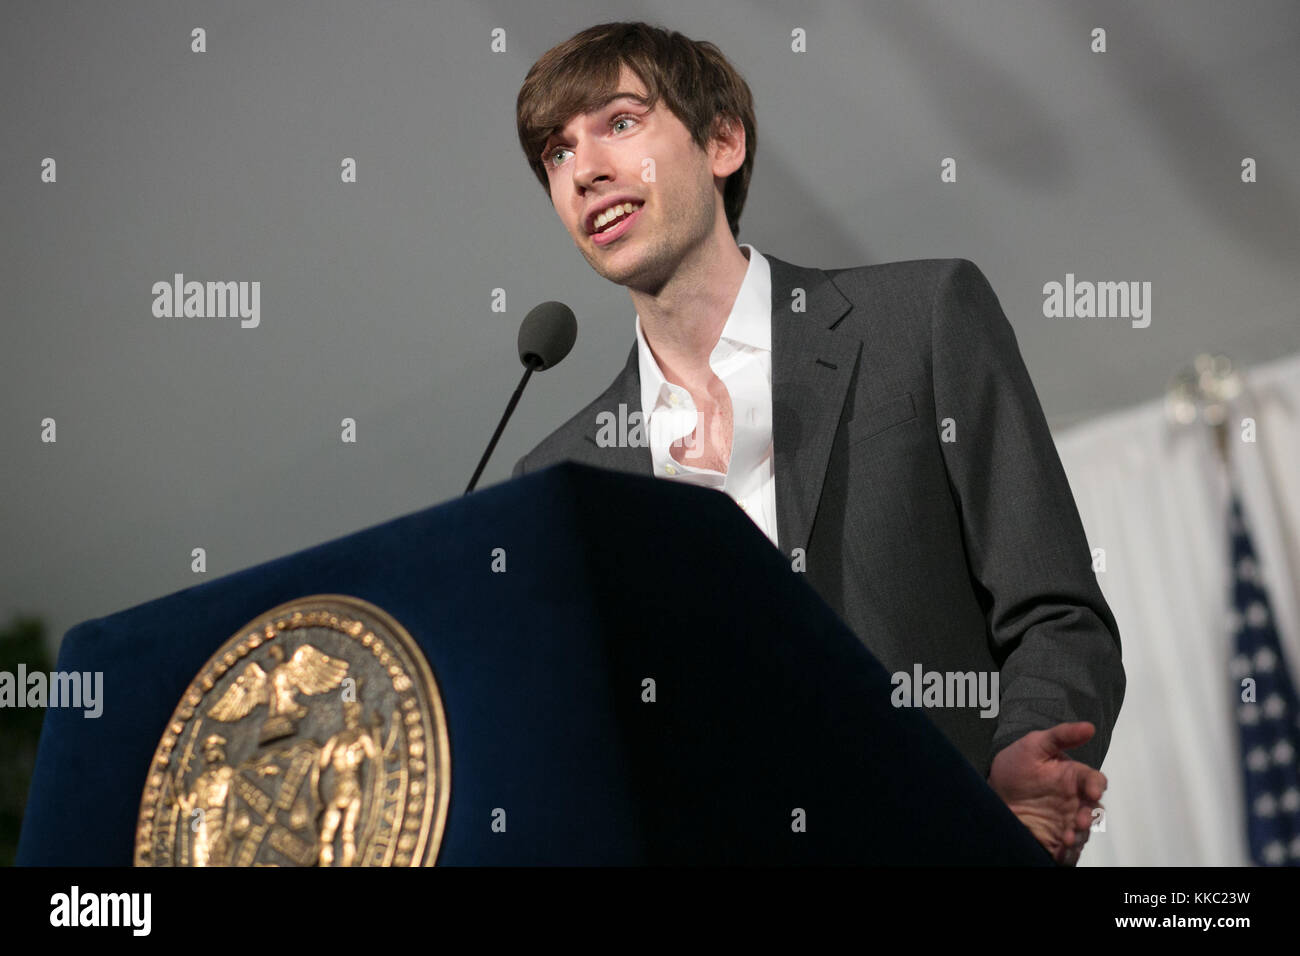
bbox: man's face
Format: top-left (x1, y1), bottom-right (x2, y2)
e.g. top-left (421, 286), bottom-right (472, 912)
top-left (539, 65), bottom-right (733, 291)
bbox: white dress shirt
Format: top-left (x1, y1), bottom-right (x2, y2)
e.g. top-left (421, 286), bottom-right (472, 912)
top-left (635, 243), bottom-right (779, 548)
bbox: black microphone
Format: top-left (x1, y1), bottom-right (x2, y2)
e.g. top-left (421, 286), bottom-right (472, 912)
top-left (464, 301), bottom-right (577, 494)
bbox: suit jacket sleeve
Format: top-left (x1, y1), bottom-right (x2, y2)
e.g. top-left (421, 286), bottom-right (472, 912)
top-left (929, 259), bottom-right (1125, 771)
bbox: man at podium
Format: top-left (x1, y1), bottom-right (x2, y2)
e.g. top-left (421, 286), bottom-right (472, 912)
top-left (510, 21), bottom-right (1125, 866)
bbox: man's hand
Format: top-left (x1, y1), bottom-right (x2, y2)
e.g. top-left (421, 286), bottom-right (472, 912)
top-left (987, 721), bottom-right (1106, 866)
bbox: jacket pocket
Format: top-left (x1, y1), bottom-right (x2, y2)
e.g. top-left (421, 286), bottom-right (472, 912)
top-left (849, 391), bottom-right (917, 445)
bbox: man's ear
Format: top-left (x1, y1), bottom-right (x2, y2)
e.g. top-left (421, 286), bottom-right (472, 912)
top-left (709, 114), bottom-right (746, 179)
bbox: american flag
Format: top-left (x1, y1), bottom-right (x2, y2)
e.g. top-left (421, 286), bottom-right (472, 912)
top-left (1228, 491), bottom-right (1300, 865)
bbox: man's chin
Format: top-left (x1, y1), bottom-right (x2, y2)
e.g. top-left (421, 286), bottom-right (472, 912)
top-left (582, 246), bottom-right (641, 285)
top-left (583, 240), bottom-right (671, 291)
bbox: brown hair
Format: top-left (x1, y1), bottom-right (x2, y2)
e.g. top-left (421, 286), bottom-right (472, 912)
top-left (516, 21), bottom-right (757, 238)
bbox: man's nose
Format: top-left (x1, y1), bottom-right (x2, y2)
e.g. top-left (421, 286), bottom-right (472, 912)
top-left (572, 139), bottom-right (617, 192)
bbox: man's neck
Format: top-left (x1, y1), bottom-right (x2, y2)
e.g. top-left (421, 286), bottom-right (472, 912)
top-left (630, 230), bottom-right (750, 386)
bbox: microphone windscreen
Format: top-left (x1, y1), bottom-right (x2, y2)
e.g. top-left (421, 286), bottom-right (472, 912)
top-left (517, 301), bottom-right (577, 370)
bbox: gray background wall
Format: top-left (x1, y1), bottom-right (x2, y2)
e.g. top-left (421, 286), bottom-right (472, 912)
top-left (3, 0), bottom-right (1298, 653)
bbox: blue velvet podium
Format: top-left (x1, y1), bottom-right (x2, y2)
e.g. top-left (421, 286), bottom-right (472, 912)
top-left (18, 462), bottom-right (1048, 865)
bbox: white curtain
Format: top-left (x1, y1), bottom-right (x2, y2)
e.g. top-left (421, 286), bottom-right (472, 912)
top-left (1056, 350), bottom-right (1300, 867)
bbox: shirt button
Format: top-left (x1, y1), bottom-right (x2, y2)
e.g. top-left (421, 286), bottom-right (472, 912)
top-left (668, 392), bottom-right (680, 406)
top-left (665, 464), bottom-right (677, 476)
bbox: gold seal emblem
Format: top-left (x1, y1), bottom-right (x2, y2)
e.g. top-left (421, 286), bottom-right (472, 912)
top-left (134, 595), bottom-right (450, 866)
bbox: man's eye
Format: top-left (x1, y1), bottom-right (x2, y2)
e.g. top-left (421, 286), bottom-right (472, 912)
top-left (546, 115), bottom-right (636, 168)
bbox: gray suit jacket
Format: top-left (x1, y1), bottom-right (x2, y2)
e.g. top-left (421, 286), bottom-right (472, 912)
top-left (512, 254), bottom-right (1125, 778)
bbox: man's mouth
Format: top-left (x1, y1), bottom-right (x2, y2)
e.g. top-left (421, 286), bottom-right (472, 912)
top-left (590, 202), bottom-right (644, 246)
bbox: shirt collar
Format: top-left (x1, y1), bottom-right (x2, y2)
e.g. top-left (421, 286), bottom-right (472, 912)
top-left (635, 244), bottom-right (771, 412)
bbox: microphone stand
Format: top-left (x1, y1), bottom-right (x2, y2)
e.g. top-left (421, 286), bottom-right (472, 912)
top-left (464, 355), bottom-right (543, 495)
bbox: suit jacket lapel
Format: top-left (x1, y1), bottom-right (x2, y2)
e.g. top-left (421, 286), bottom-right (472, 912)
top-left (581, 343), bottom-right (653, 476)
top-left (767, 254), bottom-right (858, 557)
top-left (578, 253), bottom-right (859, 555)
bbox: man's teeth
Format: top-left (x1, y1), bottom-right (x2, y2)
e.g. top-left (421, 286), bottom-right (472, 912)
top-left (594, 202), bottom-right (642, 233)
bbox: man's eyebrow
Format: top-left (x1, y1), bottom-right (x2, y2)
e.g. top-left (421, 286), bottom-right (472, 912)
top-left (592, 91), bottom-right (649, 111)
top-left (541, 93), bottom-right (650, 151)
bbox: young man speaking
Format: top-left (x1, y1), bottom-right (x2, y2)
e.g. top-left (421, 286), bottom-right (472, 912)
top-left (511, 21), bottom-right (1125, 866)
